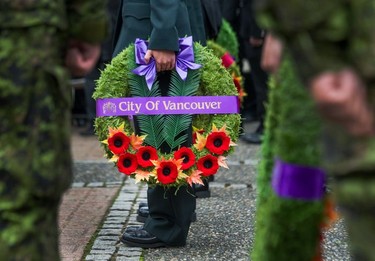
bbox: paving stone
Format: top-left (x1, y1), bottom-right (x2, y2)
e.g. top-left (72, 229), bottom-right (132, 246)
top-left (87, 182), bottom-right (105, 187)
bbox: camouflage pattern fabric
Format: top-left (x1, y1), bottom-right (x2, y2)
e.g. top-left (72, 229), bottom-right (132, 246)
top-left (254, 0), bottom-right (375, 83)
top-left (332, 172), bottom-right (375, 260)
top-left (254, 0), bottom-right (375, 259)
top-left (0, 1), bottom-right (108, 260)
top-left (253, 0), bottom-right (375, 175)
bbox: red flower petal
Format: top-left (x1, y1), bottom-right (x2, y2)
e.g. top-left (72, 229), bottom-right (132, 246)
top-left (221, 52), bottom-right (234, 68)
top-left (197, 154), bottom-right (219, 176)
top-left (206, 132), bottom-right (230, 155)
top-left (117, 153), bottom-right (138, 175)
top-left (136, 146), bottom-right (158, 167)
top-left (108, 132), bottom-right (130, 155)
top-left (174, 147), bottom-right (196, 170)
top-left (157, 161), bottom-right (178, 184)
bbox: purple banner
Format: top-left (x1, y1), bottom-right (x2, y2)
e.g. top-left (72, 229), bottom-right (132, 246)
top-left (272, 158), bottom-right (325, 201)
top-left (96, 96), bottom-right (239, 117)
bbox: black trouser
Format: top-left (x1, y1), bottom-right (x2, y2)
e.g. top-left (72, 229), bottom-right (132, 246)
top-left (249, 54), bottom-right (269, 133)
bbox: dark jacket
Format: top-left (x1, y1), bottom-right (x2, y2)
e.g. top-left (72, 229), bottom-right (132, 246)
top-left (200, 0), bottom-right (222, 40)
top-left (113, 0), bottom-right (195, 56)
top-left (241, 0), bottom-right (265, 57)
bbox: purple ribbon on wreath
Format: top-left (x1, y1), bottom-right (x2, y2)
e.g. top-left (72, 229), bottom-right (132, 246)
top-left (132, 36), bottom-right (201, 90)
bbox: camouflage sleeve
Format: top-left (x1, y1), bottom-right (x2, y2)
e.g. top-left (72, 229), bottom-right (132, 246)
top-left (66, 0), bottom-right (109, 43)
top-left (254, 0), bottom-right (351, 81)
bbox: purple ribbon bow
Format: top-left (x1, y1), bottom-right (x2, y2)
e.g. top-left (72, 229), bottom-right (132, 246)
top-left (132, 36), bottom-right (201, 90)
top-left (175, 36), bottom-right (201, 80)
top-left (132, 39), bottom-right (157, 90)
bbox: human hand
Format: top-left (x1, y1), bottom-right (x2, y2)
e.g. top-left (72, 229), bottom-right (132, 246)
top-left (144, 49), bottom-right (175, 72)
top-left (261, 33), bottom-right (283, 73)
top-left (310, 69), bottom-right (375, 137)
top-left (65, 40), bottom-right (101, 77)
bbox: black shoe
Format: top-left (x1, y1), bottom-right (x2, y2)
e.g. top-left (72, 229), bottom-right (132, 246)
top-left (136, 206), bottom-right (149, 223)
top-left (136, 207), bottom-right (197, 223)
top-left (241, 132), bottom-right (262, 144)
top-left (194, 179), bottom-right (210, 198)
top-left (121, 228), bottom-right (168, 248)
top-left (138, 202), bottom-right (148, 209)
top-left (124, 225), bottom-right (144, 233)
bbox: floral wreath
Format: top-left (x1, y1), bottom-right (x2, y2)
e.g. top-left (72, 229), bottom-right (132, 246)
top-left (216, 19), bottom-right (239, 61)
top-left (207, 40), bottom-right (246, 106)
top-left (93, 38), bottom-right (241, 188)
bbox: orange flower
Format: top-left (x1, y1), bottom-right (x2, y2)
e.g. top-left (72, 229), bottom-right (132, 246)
top-left (134, 169), bottom-right (153, 183)
top-left (192, 127), bottom-right (205, 144)
top-left (218, 156), bottom-right (229, 169)
top-left (108, 124), bottom-right (125, 137)
top-left (193, 132), bottom-right (207, 151)
top-left (186, 170), bottom-right (204, 187)
top-left (130, 133), bottom-right (146, 150)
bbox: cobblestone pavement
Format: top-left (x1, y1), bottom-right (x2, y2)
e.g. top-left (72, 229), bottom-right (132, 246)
top-left (60, 124), bottom-right (351, 261)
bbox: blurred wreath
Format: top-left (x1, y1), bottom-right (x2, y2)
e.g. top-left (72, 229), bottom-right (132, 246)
top-left (207, 40), bottom-right (246, 105)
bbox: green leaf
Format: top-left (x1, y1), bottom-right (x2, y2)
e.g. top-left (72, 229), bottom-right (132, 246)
top-left (128, 69), bottom-right (163, 148)
top-left (128, 74), bottom-right (161, 97)
top-left (137, 114), bottom-right (165, 148)
top-left (163, 69), bottom-right (201, 149)
top-left (168, 69), bottom-right (200, 96)
top-left (163, 114), bottom-right (193, 150)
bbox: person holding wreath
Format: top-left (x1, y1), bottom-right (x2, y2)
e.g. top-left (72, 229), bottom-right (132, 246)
top-left (112, 0), bottom-right (207, 248)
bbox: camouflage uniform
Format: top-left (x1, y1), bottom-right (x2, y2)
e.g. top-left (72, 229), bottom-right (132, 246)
top-left (0, 1), bottom-right (108, 260)
top-left (255, 0), bottom-right (375, 259)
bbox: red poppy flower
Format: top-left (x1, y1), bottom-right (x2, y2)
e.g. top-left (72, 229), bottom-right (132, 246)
top-left (221, 52), bottom-right (234, 68)
top-left (197, 154), bottom-right (219, 176)
top-left (136, 146), bottom-right (158, 167)
top-left (174, 147), bottom-right (196, 170)
top-left (108, 132), bottom-right (130, 155)
top-left (156, 161), bottom-right (179, 184)
top-left (206, 131), bottom-right (230, 155)
top-left (117, 153), bottom-right (138, 175)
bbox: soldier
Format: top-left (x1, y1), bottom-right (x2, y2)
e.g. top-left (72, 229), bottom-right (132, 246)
top-left (254, 0), bottom-right (375, 259)
top-left (0, 1), bottom-right (108, 260)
